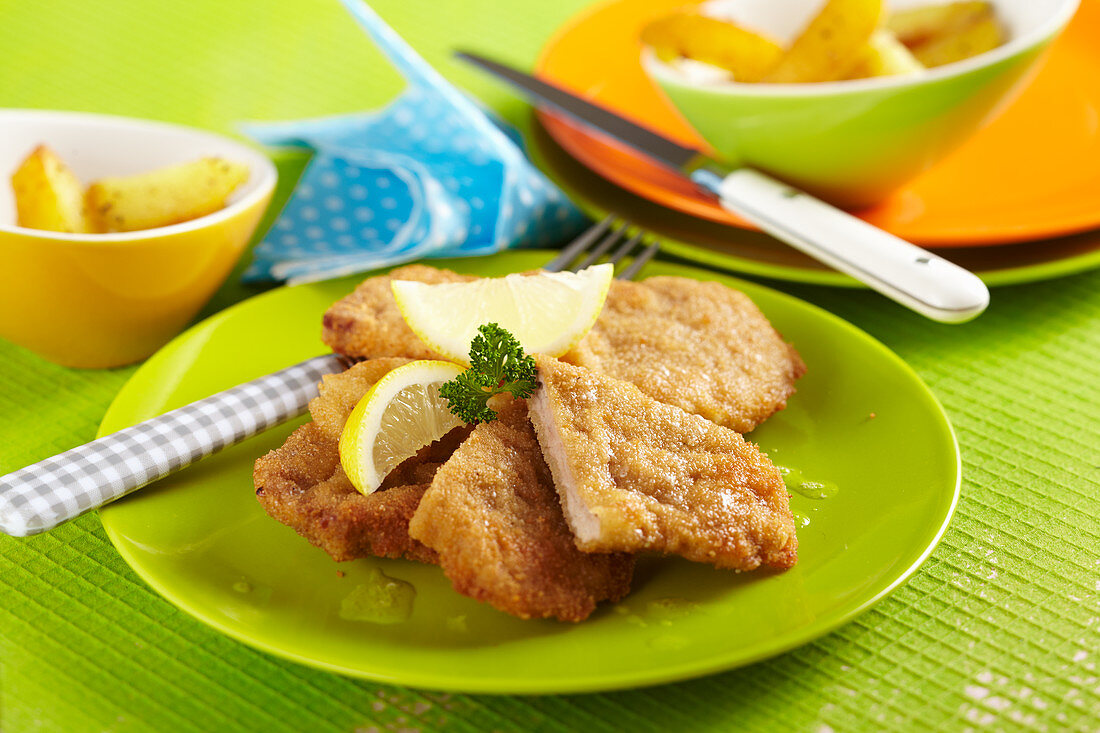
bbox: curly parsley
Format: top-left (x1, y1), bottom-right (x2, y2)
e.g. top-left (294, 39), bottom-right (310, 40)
top-left (438, 323), bottom-right (537, 424)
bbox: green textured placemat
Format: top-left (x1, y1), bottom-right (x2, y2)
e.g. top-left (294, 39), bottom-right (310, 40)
top-left (1, 1), bottom-right (1098, 731)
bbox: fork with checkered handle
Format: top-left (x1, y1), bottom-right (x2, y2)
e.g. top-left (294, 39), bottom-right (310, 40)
top-left (0, 354), bottom-right (346, 537)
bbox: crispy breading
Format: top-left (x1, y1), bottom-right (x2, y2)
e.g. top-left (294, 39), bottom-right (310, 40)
top-left (253, 358), bottom-right (467, 563)
top-left (322, 265), bottom-right (474, 359)
top-left (308, 357), bottom-right (411, 442)
top-left (528, 356), bottom-right (798, 571)
top-left (254, 423), bottom-right (433, 563)
top-left (566, 277), bottom-right (805, 433)
top-left (408, 400), bottom-right (634, 622)
top-left (323, 266), bottom-right (804, 432)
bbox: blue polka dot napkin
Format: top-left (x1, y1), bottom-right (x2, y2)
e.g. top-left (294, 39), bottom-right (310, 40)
top-left (239, 0), bottom-right (587, 284)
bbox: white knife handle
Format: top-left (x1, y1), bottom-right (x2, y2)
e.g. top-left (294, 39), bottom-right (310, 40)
top-left (691, 168), bottom-right (989, 323)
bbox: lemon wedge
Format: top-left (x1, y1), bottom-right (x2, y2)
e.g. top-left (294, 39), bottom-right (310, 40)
top-left (339, 360), bottom-right (466, 494)
top-left (391, 263), bottom-right (614, 364)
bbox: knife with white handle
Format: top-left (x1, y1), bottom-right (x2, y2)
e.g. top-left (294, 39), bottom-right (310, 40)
top-left (457, 51), bottom-right (989, 324)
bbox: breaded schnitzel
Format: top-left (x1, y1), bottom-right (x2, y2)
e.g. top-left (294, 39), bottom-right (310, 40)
top-left (253, 358), bottom-right (468, 563)
top-left (408, 400), bottom-right (634, 622)
top-left (322, 266), bottom-right (803, 432)
top-left (528, 356), bottom-right (798, 571)
top-left (322, 265), bottom-right (472, 359)
top-left (309, 357), bottom-right (411, 441)
top-left (256, 356), bottom-right (631, 620)
top-left (564, 277), bottom-right (805, 433)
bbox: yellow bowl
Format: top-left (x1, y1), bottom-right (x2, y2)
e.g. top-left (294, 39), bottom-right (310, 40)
top-left (0, 110), bottom-right (277, 368)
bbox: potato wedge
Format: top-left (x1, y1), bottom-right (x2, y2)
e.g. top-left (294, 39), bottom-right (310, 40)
top-left (86, 157), bottom-right (248, 233)
top-left (886, 1), bottom-right (993, 46)
top-left (642, 11), bottom-right (784, 82)
top-left (763, 0), bottom-right (884, 83)
top-left (910, 15), bottom-right (1004, 68)
top-left (10, 145), bottom-right (90, 233)
top-left (844, 29), bottom-right (925, 79)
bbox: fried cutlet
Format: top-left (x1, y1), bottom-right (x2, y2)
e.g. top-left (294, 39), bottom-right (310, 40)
top-left (323, 266), bottom-right (804, 433)
top-left (308, 357), bottom-right (410, 442)
top-left (528, 356), bottom-right (798, 571)
top-left (408, 400), bottom-right (634, 622)
top-left (322, 264), bottom-right (474, 359)
top-left (565, 277), bottom-right (805, 433)
top-left (253, 358), bottom-right (468, 563)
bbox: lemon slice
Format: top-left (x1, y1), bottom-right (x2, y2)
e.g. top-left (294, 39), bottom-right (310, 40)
top-left (391, 263), bottom-right (614, 364)
top-left (339, 360), bottom-right (466, 494)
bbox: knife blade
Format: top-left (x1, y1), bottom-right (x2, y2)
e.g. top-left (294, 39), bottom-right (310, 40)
top-left (455, 51), bottom-right (701, 171)
top-left (456, 50), bottom-right (990, 323)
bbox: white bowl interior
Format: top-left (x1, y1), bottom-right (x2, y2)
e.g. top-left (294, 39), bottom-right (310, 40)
top-left (0, 110), bottom-right (276, 238)
top-left (650, 0), bottom-right (1081, 93)
top-left (700, 0), bottom-right (1072, 45)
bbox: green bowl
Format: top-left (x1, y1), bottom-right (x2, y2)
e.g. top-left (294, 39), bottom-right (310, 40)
top-left (643, 0), bottom-right (1080, 209)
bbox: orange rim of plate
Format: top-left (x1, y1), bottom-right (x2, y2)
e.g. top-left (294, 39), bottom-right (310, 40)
top-left (535, 0), bottom-right (1100, 247)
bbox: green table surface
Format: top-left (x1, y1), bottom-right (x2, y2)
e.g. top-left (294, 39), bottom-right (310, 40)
top-left (1, 1), bottom-right (1098, 731)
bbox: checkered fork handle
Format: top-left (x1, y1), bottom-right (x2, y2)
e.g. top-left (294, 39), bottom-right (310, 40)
top-left (0, 355), bottom-right (346, 537)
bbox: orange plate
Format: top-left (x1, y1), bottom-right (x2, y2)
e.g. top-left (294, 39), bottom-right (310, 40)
top-left (535, 0), bottom-right (1100, 247)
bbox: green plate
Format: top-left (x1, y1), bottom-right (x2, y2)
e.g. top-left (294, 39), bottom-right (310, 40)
top-left (98, 251), bottom-right (960, 694)
top-left (529, 123), bottom-right (1100, 289)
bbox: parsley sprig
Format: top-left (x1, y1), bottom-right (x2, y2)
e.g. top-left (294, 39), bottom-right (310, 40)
top-left (439, 323), bottom-right (537, 424)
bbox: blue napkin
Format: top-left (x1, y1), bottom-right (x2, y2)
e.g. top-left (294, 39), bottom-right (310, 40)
top-left (240, 0), bottom-right (587, 284)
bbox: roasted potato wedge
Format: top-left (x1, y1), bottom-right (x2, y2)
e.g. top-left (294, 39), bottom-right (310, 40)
top-left (845, 29), bottom-right (925, 79)
top-left (886, 1), bottom-right (994, 46)
top-left (763, 0), bottom-right (884, 83)
top-left (11, 145), bottom-right (90, 233)
top-left (910, 15), bottom-right (1004, 68)
top-left (86, 157), bottom-right (248, 233)
top-left (641, 11), bottom-right (784, 82)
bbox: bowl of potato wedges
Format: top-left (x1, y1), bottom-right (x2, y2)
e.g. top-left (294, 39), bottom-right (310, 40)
top-left (641, 0), bottom-right (1079, 208)
top-left (0, 110), bottom-right (277, 368)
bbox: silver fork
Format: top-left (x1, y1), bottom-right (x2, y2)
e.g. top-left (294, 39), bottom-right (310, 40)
top-left (0, 216), bottom-right (658, 536)
top-left (544, 215), bottom-right (659, 278)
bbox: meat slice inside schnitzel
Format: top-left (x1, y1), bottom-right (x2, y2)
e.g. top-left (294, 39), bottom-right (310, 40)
top-left (322, 265), bottom-right (473, 359)
top-left (323, 266), bottom-right (804, 433)
top-left (408, 400), bottom-right (634, 622)
top-left (528, 356), bottom-right (798, 571)
top-left (565, 277), bottom-right (805, 433)
top-left (253, 358), bottom-right (467, 563)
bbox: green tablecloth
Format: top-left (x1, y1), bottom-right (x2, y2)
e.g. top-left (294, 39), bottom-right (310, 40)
top-left (1, 1), bottom-right (1097, 730)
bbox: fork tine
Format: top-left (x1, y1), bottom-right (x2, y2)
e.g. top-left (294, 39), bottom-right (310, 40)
top-left (607, 230), bottom-right (644, 267)
top-left (616, 240), bottom-right (659, 281)
top-left (542, 215), bottom-right (614, 273)
top-left (573, 222), bottom-right (629, 272)
top-left (542, 214), bottom-right (659, 280)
